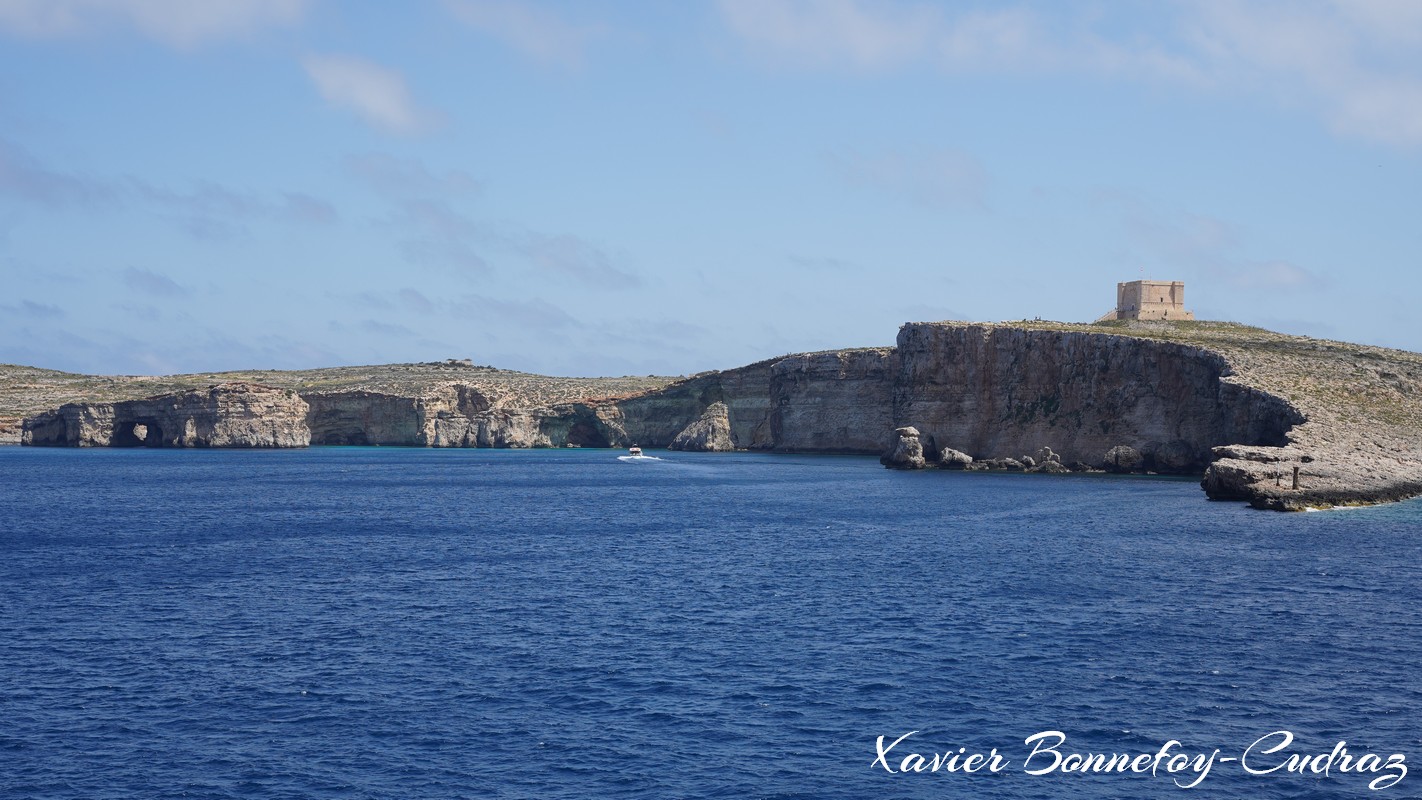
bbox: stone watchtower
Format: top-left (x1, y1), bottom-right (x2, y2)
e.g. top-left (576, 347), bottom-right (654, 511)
top-left (1099, 280), bottom-right (1194, 321)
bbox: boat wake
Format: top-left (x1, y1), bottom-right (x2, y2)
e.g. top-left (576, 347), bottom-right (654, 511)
top-left (617, 455), bottom-right (663, 463)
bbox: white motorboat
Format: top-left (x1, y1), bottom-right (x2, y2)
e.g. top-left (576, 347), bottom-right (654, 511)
top-left (618, 445), bottom-right (660, 463)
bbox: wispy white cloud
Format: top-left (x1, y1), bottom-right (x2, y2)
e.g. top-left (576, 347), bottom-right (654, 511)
top-left (398, 237), bottom-right (490, 275)
top-left (443, 0), bottom-right (607, 67)
top-left (0, 0), bottom-right (309, 49)
top-left (281, 192), bottom-right (338, 225)
top-left (1182, 0), bottom-right (1422, 146)
top-left (0, 139), bottom-right (337, 237)
top-left (364, 187), bottom-right (639, 287)
top-left (1217, 260), bottom-right (1322, 291)
top-left (345, 153), bottom-right (480, 199)
top-left (448, 293), bottom-right (580, 329)
top-left (1112, 195), bottom-right (1326, 293)
top-left (718, 0), bottom-right (939, 70)
top-left (716, 0), bottom-right (1422, 146)
top-left (0, 139), bottom-right (114, 208)
top-left (788, 254), bottom-right (857, 272)
top-left (303, 54), bottom-right (438, 135)
top-left (716, 0), bottom-right (1195, 77)
top-left (398, 287), bottom-right (436, 314)
top-left (0, 299), bottom-right (64, 318)
top-left (357, 319), bottom-right (418, 338)
top-left (522, 233), bottom-right (639, 288)
top-left (831, 147), bottom-right (987, 210)
top-left (387, 198), bottom-right (491, 274)
top-left (122, 266), bottom-right (191, 297)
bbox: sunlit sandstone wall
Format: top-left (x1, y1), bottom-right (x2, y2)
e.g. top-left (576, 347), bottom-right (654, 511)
top-left (1115, 280), bottom-right (1194, 321)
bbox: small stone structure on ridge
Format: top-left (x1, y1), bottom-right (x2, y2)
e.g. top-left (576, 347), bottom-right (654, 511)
top-left (1098, 280), bottom-right (1194, 321)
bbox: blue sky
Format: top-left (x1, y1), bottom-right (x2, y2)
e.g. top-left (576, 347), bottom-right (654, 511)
top-left (2, 0), bottom-right (1420, 376)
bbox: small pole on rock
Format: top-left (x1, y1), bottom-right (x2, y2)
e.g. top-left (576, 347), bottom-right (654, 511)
top-left (1292, 466), bottom-right (1300, 490)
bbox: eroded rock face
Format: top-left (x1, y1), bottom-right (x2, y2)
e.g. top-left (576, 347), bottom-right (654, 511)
top-left (23, 383), bottom-right (309, 448)
top-left (892, 324), bottom-right (1300, 473)
top-left (616, 360), bottom-right (777, 449)
top-left (939, 447), bottom-right (973, 469)
top-left (18, 323), bottom-right (1324, 506)
top-left (616, 349), bottom-right (894, 454)
top-left (881, 426), bottom-right (927, 469)
top-left (1201, 446), bottom-right (1422, 511)
top-left (0, 417), bottom-right (21, 445)
top-left (306, 384), bottom-right (498, 446)
top-left (1103, 445), bottom-right (1144, 473)
top-left (769, 350), bottom-right (896, 453)
top-left (669, 402), bottom-right (735, 451)
top-left (306, 391), bottom-right (427, 445)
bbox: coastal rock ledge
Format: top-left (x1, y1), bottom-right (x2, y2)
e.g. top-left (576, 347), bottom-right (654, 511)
top-left (668, 401), bottom-right (736, 452)
top-left (14, 320), bottom-right (1422, 510)
top-left (23, 383), bottom-right (309, 448)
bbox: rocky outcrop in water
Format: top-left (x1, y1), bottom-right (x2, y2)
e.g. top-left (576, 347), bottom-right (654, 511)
top-left (1103, 445), bottom-right (1144, 473)
top-left (668, 402), bottom-right (735, 452)
top-left (939, 447), bottom-right (973, 469)
top-left (23, 383), bottom-right (309, 448)
top-left (1201, 443), bottom-right (1422, 511)
top-left (880, 426), bottom-right (927, 469)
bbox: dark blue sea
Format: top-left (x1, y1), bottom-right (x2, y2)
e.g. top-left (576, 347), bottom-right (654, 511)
top-left (1, 447), bottom-right (1420, 800)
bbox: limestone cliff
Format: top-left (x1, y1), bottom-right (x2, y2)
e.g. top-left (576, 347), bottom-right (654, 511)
top-left (891, 323), bottom-right (1299, 471)
top-left (23, 383), bottom-right (309, 448)
top-left (0, 416), bottom-right (21, 445)
top-left (304, 383), bottom-right (629, 449)
top-left (668, 402), bottom-right (735, 451)
top-left (14, 320), bottom-right (1421, 510)
top-left (615, 359), bottom-right (779, 449)
top-left (613, 325), bottom-right (1295, 472)
top-left (614, 349), bottom-right (892, 453)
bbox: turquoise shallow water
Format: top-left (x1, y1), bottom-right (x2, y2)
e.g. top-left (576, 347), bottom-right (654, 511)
top-left (1, 447), bottom-right (1420, 799)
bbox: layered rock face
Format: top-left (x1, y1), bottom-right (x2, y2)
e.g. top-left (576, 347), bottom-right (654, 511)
top-left (305, 384), bottom-right (628, 449)
top-left (21, 320), bottom-right (1413, 509)
top-left (880, 426), bottom-right (927, 469)
top-left (305, 391), bottom-right (429, 445)
top-left (892, 324), bottom-right (1301, 472)
top-left (16, 326), bottom-right (1302, 470)
top-left (668, 402), bottom-right (735, 452)
top-left (769, 350), bottom-right (895, 453)
top-left (614, 349), bottom-right (893, 452)
top-left (615, 360), bottom-right (778, 449)
top-left (23, 383), bottom-right (309, 448)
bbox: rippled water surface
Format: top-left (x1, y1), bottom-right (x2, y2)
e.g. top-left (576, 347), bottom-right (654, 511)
top-left (2, 447), bottom-right (1420, 799)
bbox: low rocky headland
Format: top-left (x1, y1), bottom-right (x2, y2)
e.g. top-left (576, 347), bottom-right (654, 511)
top-left (6, 321), bottom-right (1421, 511)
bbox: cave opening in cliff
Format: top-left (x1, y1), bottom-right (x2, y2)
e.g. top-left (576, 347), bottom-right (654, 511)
top-left (565, 419), bottom-right (611, 448)
top-left (112, 419), bottom-right (164, 447)
top-left (315, 430), bottom-right (369, 446)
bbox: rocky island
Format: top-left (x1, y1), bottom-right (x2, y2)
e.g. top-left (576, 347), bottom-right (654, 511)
top-left (6, 320), bottom-right (1421, 511)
